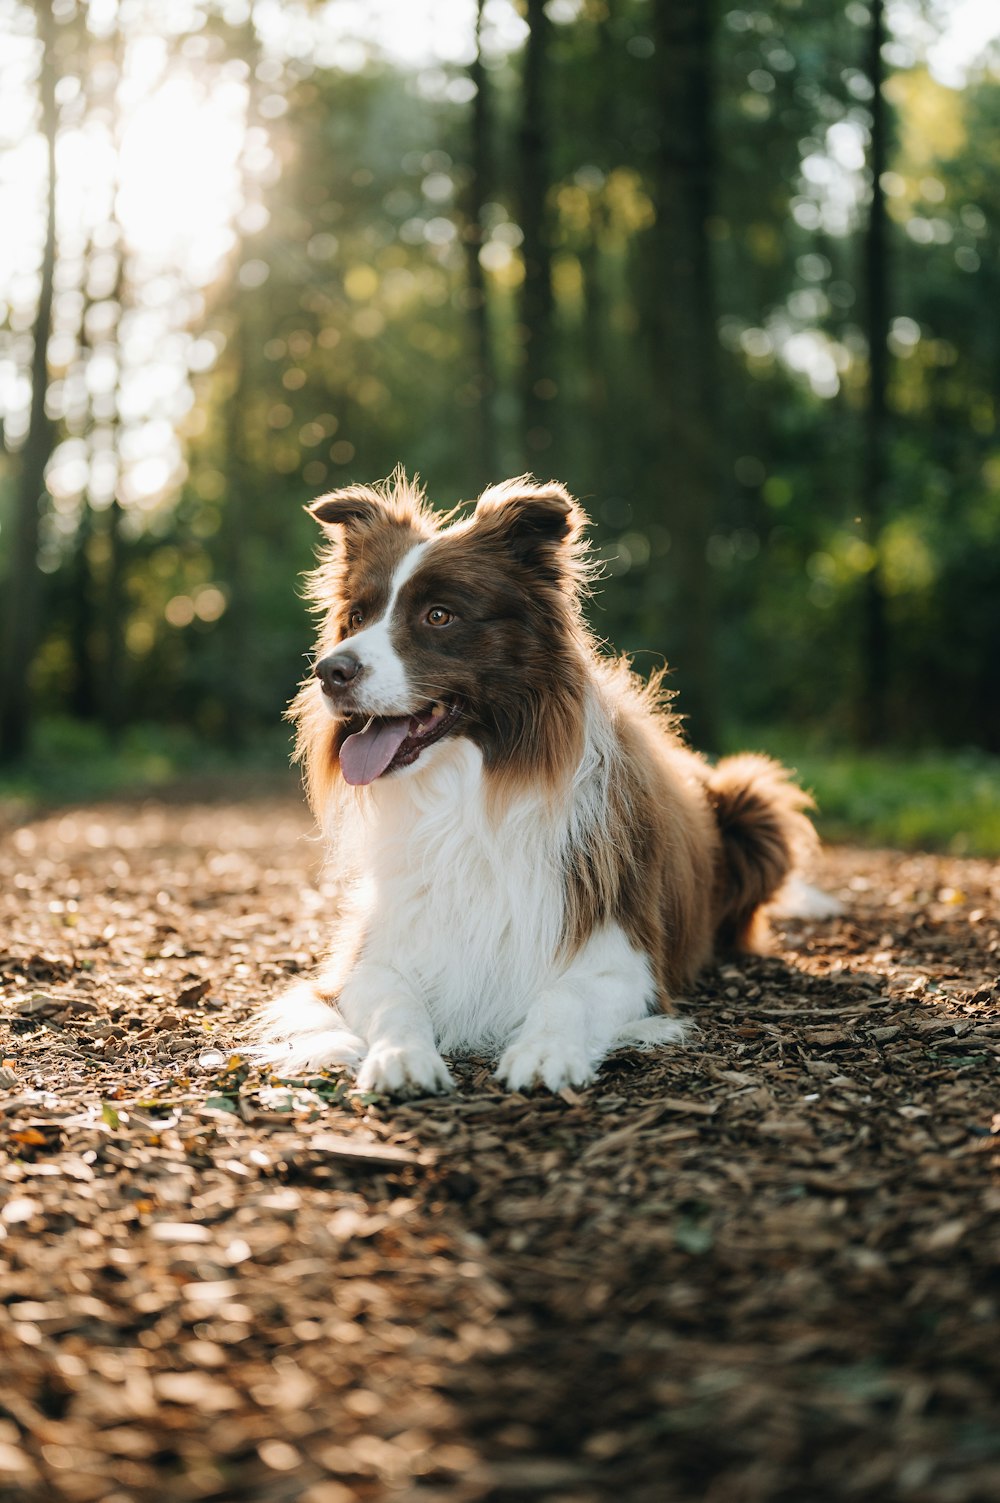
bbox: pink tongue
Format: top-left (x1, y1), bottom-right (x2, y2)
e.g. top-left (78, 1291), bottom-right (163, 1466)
top-left (340, 716), bottom-right (412, 787)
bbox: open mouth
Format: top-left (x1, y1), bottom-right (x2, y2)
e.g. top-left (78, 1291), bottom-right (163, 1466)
top-left (338, 699), bottom-right (463, 787)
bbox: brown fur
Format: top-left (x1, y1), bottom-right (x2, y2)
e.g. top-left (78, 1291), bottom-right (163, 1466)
top-left (706, 753), bottom-right (817, 952)
top-left (559, 666), bottom-right (787, 1002)
top-left (291, 470), bottom-right (433, 814)
top-left (292, 471), bottom-right (817, 1002)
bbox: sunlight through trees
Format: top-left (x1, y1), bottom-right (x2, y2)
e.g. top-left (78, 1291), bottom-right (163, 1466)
top-left (1, 0), bottom-right (998, 758)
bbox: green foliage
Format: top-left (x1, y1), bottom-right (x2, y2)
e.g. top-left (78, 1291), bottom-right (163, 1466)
top-left (730, 730), bottom-right (1000, 856)
top-left (1, 1), bottom-right (998, 791)
top-left (0, 717), bottom-right (293, 812)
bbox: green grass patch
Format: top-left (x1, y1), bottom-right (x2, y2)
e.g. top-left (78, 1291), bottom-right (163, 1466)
top-left (0, 717), bottom-right (296, 816)
top-left (728, 729), bottom-right (1000, 856)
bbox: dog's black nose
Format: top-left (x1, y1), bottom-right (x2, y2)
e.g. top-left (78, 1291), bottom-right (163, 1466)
top-left (316, 650), bottom-right (363, 695)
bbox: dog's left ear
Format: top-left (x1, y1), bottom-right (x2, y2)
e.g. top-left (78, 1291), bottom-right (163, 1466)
top-left (473, 477), bottom-right (585, 565)
top-left (307, 485), bottom-right (385, 530)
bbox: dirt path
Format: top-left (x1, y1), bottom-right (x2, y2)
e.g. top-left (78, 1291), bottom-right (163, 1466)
top-left (1, 795), bottom-right (998, 1503)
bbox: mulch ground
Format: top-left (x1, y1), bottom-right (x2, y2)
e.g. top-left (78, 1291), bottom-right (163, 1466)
top-left (1, 789), bottom-right (998, 1503)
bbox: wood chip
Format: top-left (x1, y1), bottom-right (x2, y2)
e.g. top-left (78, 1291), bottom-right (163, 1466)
top-left (307, 1133), bottom-right (431, 1168)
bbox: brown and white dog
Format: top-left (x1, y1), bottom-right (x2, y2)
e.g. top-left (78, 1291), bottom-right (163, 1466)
top-left (255, 471), bottom-right (817, 1095)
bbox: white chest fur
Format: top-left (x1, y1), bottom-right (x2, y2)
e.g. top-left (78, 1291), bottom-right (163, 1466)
top-left (257, 724), bottom-right (673, 1090)
top-left (351, 739), bottom-right (568, 1050)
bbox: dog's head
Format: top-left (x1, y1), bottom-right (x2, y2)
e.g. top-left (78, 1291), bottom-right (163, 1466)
top-left (298, 471), bottom-right (592, 791)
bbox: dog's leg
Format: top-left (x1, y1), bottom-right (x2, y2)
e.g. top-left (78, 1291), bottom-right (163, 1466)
top-left (251, 978), bottom-right (367, 1074)
top-left (339, 963), bottom-right (454, 1097)
top-left (496, 923), bottom-right (669, 1092)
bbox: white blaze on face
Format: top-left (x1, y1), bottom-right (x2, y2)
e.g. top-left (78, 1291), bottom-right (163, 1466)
top-left (338, 541), bottom-right (429, 715)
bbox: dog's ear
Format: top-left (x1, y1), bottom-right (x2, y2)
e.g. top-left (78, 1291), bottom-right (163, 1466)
top-left (473, 477), bottom-right (585, 564)
top-left (308, 485), bottom-right (385, 530)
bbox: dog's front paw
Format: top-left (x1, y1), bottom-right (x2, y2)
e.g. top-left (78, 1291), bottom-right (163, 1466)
top-left (355, 1042), bottom-right (454, 1098)
top-left (251, 985), bottom-right (366, 1074)
top-left (496, 1034), bottom-right (596, 1093)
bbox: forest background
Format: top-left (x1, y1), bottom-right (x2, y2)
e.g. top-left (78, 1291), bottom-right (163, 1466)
top-left (1, 0), bottom-right (998, 852)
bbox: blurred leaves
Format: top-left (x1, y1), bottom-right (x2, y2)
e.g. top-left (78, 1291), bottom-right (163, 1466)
top-left (0, 0), bottom-right (999, 754)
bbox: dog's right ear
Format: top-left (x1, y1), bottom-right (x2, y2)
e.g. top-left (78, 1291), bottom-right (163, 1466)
top-left (307, 486), bottom-right (384, 530)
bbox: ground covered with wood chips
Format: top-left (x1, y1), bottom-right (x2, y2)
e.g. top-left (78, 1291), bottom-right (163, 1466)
top-left (1, 789), bottom-right (998, 1503)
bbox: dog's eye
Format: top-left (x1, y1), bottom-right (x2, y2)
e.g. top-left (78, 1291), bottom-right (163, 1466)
top-left (347, 609), bottom-right (364, 631)
top-left (424, 606), bottom-right (454, 627)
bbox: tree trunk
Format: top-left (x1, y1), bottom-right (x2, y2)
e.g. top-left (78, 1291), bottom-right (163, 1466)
top-left (463, 0), bottom-right (499, 486)
top-left (98, 129), bottom-right (129, 744)
top-left (0, 0), bottom-right (58, 761)
top-left (69, 504), bottom-right (98, 719)
top-left (220, 309), bottom-right (252, 749)
top-left (860, 0), bottom-right (890, 744)
top-left (519, 0), bottom-right (555, 462)
top-left (68, 223), bottom-right (101, 722)
top-left (100, 497), bottom-right (127, 740)
top-left (580, 1), bottom-right (618, 486)
top-left (646, 0), bottom-right (720, 751)
top-left (218, 18), bottom-right (265, 751)
top-left (65, 23), bottom-right (113, 728)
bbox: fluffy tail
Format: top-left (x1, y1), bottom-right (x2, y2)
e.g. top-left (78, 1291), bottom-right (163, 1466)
top-left (706, 754), bottom-right (817, 952)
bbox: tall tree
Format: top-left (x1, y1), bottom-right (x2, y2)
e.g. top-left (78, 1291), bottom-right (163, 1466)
top-left (98, 259), bottom-right (128, 742)
top-left (218, 16), bottom-right (266, 748)
top-left (220, 305), bottom-right (253, 748)
top-left (68, 226), bottom-right (100, 722)
top-left (645, 0), bottom-right (720, 749)
top-left (860, 0), bottom-right (891, 743)
top-left (93, 18), bottom-right (130, 742)
top-left (0, 0), bottom-right (58, 760)
top-left (579, 1), bottom-right (619, 488)
top-left (519, 0), bottom-right (555, 460)
top-left (462, 0), bottom-right (498, 486)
